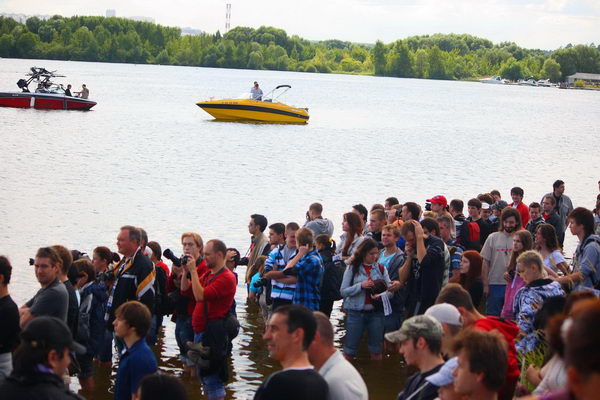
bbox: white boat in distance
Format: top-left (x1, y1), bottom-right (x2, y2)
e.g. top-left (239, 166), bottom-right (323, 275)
top-left (537, 79), bottom-right (553, 87)
top-left (518, 77), bottom-right (538, 86)
top-left (480, 76), bottom-right (507, 84)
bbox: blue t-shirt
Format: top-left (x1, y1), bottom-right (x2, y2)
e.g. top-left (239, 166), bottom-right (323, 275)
top-left (378, 251), bottom-right (395, 269)
top-left (249, 272), bottom-right (262, 293)
top-left (115, 338), bottom-right (158, 400)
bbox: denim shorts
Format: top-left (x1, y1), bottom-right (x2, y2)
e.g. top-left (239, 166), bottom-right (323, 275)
top-left (176, 315), bottom-right (195, 366)
top-left (344, 309), bottom-right (385, 356)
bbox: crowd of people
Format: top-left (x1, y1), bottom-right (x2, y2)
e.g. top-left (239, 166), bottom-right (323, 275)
top-left (1, 179), bottom-right (600, 400)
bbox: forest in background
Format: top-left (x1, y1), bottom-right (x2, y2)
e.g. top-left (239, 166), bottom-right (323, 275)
top-left (1, 15), bottom-right (599, 82)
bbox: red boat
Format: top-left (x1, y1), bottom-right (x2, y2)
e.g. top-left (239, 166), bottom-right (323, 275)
top-left (0, 67), bottom-right (96, 110)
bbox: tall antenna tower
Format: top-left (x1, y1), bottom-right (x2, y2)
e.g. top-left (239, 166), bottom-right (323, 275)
top-left (225, 3), bottom-right (231, 32)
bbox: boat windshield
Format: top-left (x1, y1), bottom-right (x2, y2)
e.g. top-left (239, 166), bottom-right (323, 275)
top-left (35, 84), bottom-right (65, 95)
top-left (236, 93), bottom-right (253, 100)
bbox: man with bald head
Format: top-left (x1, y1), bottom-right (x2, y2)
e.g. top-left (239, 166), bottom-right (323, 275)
top-left (307, 312), bottom-right (368, 400)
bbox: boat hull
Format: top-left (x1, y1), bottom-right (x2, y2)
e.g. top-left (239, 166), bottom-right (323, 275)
top-left (196, 99), bottom-right (309, 123)
top-left (0, 92), bottom-right (96, 110)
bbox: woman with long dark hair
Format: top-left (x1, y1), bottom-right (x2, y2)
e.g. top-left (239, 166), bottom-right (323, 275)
top-left (535, 224), bottom-right (569, 276)
top-left (459, 250), bottom-right (484, 308)
top-left (500, 229), bottom-right (533, 320)
top-left (335, 212), bottom-right (365, 262)
top-left (340, 238), bottom-right (390, 360)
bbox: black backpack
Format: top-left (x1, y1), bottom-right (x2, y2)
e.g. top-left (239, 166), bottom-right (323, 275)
top-left (319, 249), bottom-right (346, 301)
top-left (77, 291), bottom-right (93, 345)
top-left (154, 266), bottom-right (173, 316)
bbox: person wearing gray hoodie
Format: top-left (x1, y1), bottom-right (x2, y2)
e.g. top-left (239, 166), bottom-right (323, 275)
top-left (304, 203), bottom-right (334, 238)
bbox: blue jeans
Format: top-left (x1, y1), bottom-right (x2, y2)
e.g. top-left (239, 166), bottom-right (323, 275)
top-left (344, 309), bottom-right (385, 356)
top-left (384, 311), bottom-right (403, 333)
top-left (194, 332), bottom-right (225, 400)
top-left (486, 284), bottom-right (506, 316)
top-left (175, 315), bottom-right (194, 366)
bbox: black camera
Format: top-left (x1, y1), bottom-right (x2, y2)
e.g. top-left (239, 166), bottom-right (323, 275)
top-left (180, 255), bottom-right (190, 266)
top-left (163, 248), bottom-right (182, 267)
top-left (253, 278), bottom-right (269, 289)
top-left (98, 269), bottom-right (117, 282)
top-left (425, 202), bottom-right (432, 212)
top-left (29, 258), bottom-right (35, 266)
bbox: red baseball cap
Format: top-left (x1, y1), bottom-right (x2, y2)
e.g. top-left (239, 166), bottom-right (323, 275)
top-left (426, 195), bottom-right (447, 207)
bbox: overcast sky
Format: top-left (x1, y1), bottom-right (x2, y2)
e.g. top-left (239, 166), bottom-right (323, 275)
top-left (2, 0), bottom-right (599, 49)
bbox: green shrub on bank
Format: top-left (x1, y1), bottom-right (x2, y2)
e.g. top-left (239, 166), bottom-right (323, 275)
top-left (2, 15), bottom-right (600, 82)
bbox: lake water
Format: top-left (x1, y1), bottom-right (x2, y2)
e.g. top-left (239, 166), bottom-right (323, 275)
top-left (1, 57), bottom-right (599, 400)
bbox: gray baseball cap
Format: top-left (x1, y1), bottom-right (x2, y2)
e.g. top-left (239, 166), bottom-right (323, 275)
top-left (384, 315), bottom-right (443, 343)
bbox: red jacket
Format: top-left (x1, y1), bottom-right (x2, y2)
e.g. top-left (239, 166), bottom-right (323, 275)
top-left (510, 201), bottom-right (530, 227)
top-left (192, 267), bottom-right (237, 333)
top-left (474, 316), bottom-right (520, 379)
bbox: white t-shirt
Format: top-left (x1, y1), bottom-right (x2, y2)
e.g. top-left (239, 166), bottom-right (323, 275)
top-left (543, 250), bottom-right (566, 273)
top-left (480, 231), bottom-right (513, 285)
top-left (319, 351), bottom-right (368, 400)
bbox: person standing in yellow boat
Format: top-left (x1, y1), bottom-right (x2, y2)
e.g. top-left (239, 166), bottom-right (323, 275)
top-left (251, 82), bottom-right (263, 101)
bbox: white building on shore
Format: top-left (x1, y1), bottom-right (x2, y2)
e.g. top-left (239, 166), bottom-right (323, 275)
top-left (566, 72), bottom-right (600, 85)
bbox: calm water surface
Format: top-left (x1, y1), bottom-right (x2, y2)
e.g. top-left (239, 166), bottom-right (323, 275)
top-left (1, 58), bottom-right (599, 400)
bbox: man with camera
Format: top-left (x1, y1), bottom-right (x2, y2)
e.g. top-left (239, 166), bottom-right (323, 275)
top-left (105, 226), bottom-right (156, 337)
top-left (184, 239), bottom-right (236, 400)
top-left (172, 232), bottom-right (208, 376)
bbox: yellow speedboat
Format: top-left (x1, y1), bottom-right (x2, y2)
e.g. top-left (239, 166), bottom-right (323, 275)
top-left (196, 85), bottom-right (309, 123)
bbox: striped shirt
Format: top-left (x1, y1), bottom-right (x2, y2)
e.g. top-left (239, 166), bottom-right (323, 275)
top-left (264, 245), bottom-right (298, 300)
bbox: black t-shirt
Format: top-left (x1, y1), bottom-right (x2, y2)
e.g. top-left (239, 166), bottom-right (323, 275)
top-left (0, 295), bottom-right (20, 353)
top-left (468, 279), bottom-right (484, 309)
top-left (397, 364), bottom-right (443, 400)
top-left (406, 235), bottom-right (445, 316)
top-left (253, 368), bottom-right (328, 400)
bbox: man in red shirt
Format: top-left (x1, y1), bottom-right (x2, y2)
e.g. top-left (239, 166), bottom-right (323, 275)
top-left (436, 283), bottom-right (519, 400)
top-left (184, 239), bottom-right (236, 400)
top-left (509, 186), bottom-right (530, 227)
top-left (167, 232), bottom-right (205, 377)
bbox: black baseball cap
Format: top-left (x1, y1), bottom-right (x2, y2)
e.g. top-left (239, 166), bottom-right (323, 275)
top-left (21, 316), bottom-right (86, 355)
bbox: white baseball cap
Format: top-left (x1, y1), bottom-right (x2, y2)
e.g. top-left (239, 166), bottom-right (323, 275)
top-left (425, 303), bottom-right (463, 327)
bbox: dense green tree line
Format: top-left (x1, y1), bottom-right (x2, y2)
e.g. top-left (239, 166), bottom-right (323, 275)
top-left (1, 15), bottom-right (599, 82)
